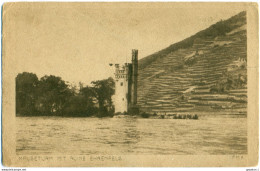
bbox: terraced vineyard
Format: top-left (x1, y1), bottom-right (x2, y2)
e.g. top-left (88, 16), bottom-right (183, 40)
top-left (137, 11), bottom-right (247, 116)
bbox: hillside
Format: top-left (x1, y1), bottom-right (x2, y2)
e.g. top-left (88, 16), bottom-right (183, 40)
top-left (137, 11), bottom-right (247, 116)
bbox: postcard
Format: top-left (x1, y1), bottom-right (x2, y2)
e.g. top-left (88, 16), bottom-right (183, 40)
top-left (2, 2), bottom-right (258, 167)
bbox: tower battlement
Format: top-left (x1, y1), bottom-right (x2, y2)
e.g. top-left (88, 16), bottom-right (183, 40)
top-left (114, 63), bottom-right (129, 80)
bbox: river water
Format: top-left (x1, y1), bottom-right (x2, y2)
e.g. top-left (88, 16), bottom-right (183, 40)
top-left (16, 115), bottom-right (247, 155)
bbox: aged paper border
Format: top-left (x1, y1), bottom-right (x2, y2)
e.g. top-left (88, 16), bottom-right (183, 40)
top-left (2, 2), bottom-right (259, 167)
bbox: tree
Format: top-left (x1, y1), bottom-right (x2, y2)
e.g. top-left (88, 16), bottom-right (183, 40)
top-left (16, 72), bottom-right (115, 117)
top-left (63, 94), bottom-right (97, 117)
top-left (80, 86), bottom-right (95, 106)
top-left (91, 77), bottom-right (115, 117)
top-left (36, 75), bottom-right (72, 115)
top-left (63, 86), bottom-right (97, 117)
top-left (16, 72), bottom-right (39, 115)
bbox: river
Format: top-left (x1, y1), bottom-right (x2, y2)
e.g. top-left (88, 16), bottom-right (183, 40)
top-left (16, 115), bottom-right (247, 155)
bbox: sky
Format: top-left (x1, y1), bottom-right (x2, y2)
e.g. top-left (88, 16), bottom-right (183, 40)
top-left (5, 3), bottom-right (247, 86)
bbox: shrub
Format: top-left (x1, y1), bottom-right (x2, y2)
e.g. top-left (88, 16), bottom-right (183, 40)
top-left (193, 114), bottom-right (199, 120)
top-left (141, 112), bottom-right (150, 118)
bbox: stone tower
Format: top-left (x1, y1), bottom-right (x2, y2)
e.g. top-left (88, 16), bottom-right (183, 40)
top-left (113, 49), bottom-right (139, 114)
top-left (128, 49), bottom-right (139, 114)
top-left (114, 63), bottom-right (129, 113)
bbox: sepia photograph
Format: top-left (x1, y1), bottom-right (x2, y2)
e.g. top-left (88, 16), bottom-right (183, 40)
top-left (2, 2), bottom-right (258, 167)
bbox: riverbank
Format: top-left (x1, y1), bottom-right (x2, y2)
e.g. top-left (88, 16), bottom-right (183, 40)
top-left (113, 113), bottom-right (199, 120)
top-left (16, 113), bottom-right (199, 120)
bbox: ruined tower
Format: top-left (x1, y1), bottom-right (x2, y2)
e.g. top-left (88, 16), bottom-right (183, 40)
top-left (128, 49), bottom-right (139, 114)
top-left (113, 49), bottom-right (139, 114)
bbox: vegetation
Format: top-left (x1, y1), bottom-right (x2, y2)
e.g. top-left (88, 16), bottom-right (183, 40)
top-left (136, 11), bottom-right (247, 115)
top-left (210, 75), bottom-right (246, 93)
top-left (91, 78), bottom-right (115, 117)
top-left (140, 112), bottom-right (150, 118)
top-left (16, 72), bottom-right (115, 117)
top-left (210, 65), bottom-right (247, 94)
top-left (139, 11), bottom-right (246, 70)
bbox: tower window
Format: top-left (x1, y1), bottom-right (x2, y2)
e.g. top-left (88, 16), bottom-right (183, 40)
top-left (121, 82), bottom-right (123, 86)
